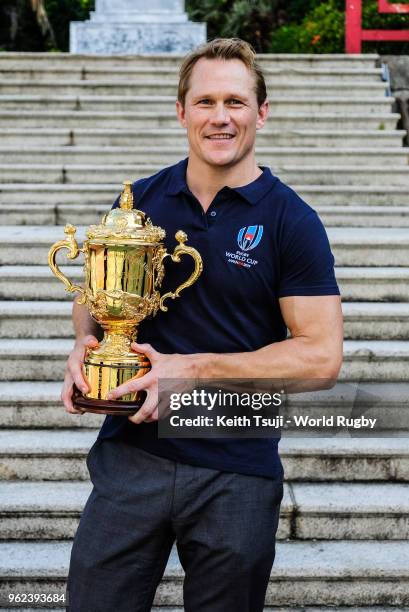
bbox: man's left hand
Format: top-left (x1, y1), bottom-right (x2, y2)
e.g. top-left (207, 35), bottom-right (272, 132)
top-left (106, 342), bottom-right (198, 425)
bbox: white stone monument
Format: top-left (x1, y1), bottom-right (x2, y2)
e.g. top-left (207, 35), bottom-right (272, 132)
top-left (70, 0), bottom-right (206, 54)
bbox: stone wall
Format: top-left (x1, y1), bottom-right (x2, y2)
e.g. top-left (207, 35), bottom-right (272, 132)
top-left (381, 55), bottom-right (409, 143)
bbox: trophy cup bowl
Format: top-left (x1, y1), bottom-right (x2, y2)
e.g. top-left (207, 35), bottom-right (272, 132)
top-left (48, 181), bottom-right (203, 415)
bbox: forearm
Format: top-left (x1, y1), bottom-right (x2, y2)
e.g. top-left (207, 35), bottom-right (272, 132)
top-left (194, 335), bottom-right (342, 381)
top-left (72, 298), bottom-right (101, 342)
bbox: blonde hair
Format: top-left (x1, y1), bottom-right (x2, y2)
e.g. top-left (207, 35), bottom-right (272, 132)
top-left (178, 38), bottom-right (267, 108)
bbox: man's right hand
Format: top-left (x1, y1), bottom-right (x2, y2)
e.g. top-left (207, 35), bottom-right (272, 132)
top-left (61, 335), bottom-right (99, 414)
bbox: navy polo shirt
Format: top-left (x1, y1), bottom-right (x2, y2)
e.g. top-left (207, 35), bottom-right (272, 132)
top-left (97, 158), bottom-right (339, 479)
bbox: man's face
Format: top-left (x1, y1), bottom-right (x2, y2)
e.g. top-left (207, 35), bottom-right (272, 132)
top-left (176, 58), bottom-right (269, 169)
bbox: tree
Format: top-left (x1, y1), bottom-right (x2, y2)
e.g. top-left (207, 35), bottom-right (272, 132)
top-left (29, 0), bottom-right (56, 48)
top-left (187, 0), bottom-right (280, 52)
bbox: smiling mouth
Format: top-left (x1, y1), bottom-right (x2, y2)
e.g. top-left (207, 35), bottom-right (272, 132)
top-left (206, 134), bottom-right (235, 140)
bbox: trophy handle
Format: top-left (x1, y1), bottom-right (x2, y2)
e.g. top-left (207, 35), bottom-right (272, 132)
top-left (159, 231), bottom-right (203, 312)
top-left (48, 224), bottom-right (86, 304)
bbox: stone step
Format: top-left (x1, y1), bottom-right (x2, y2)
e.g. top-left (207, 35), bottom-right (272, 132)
top-left (0, 382), bottom-right (103, 429)
top-left (285, 381), bottom-right (409, 433)
top-left (0, 480), bottom-right (286, 541)
top-left (0, 479), bottom-right (280, 541)
top-left (1, 226), bottom-right (409, 267)
top-left (2, 184), bottom-right (409, 210)
top-left (319, 206), bottom-right (409, 228)
top-left (0, 203), bottom-right (57, 226)
top-left (0, 80), bottom-right (389, 98)
top-left (282, 435), bottom-right (409, 482)
top-left (0, 145), bottom-right (407, 167)
top-left (281, 166), bottom-right (409, 187)
top-left (0, 265), bottom-right (83, 301)
top-left (0, 338), bottom-right (407, 382)
top-left (298, 186), bottom-right (409, 206)
top-left (291, 482), bottom-right (409, 540)
top-left (4, 202), bottom-right (409, 228)
top-left (0, 66), bottom-right (384, 83)
top-left (1, 49), bottom-right (407, 606)
top-left (1, 380), bottom-right (406, 429)
top-left (0, 52), bottom-right (381, 69)
top-left (328, 227), bottom-right (409, 266)
top-left (0, 95), bottom-right (394, 114)
top-left (2, 539), bottom-right (409, 606)
top-left (0, 110), bottom-right (398, 130)
top-left (0, 430), bottom-right (98, 481)
top-left (0, 480), bottom-right (407, 541)
top-left (2, 265), bottom-right (408, 302)
top-left (343, 340), bottom-right (409, 380)
top-left (0, 302), bottom-right (73, 339)
top-left (338, 267), bottom-right (409, 301)
top-left (0, 227), bottom-right (89, 266)
top-left (0, 128), bottom-right (403, 148)
top-left (2, 164), bottom-right (408, 188)
top-left (0, 429), bottom-right (409, 482)
top-left (0, 481), bottom-right (93, 540)
top-left (1, 301), bottom-right (407, 340)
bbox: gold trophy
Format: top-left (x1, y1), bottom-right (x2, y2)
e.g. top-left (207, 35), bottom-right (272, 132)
top-left (48, 181), bottom-right (203, 415)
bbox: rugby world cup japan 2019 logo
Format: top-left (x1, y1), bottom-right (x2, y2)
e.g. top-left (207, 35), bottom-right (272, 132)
top-left (226, 225), bottom-right (263, 269)
top-left (237, 225), bottom-right (264, 251)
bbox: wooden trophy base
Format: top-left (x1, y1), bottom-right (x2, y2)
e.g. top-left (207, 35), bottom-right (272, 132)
top-left (73, 388), bottom-right (147, 416)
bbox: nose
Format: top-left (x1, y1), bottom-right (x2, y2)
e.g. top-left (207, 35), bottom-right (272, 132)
top-left (210, 102), bottom-right (230, 125)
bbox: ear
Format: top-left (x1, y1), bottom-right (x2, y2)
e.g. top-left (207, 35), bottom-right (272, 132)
top-left (256, 100), bottom-right (269, 130)
top-left (176, 100), bottom-right (187, 128)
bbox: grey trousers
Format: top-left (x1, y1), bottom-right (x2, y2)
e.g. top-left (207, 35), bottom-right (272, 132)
top-left (67, 437), bottom-right (283, 612)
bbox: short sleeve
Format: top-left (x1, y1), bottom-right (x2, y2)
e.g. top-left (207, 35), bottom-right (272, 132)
top-left (278, 211), bottom-right (340, 297)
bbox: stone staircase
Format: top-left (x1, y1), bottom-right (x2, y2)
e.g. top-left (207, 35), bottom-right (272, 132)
top-left (0, 52), bottom-right (409, 610)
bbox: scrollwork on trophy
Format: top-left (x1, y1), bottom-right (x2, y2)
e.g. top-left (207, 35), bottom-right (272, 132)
top-left (85, 289), bottom-right (161, 322)
top-left (152, 245), bottom-right (167, 289)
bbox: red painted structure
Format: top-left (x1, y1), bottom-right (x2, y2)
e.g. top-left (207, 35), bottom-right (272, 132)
top-left (345, 0), bottom-right (409, 53)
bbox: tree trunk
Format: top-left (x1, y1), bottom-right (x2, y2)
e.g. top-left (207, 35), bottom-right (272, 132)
top-left (29, 0), bottom-right (56, 47)
top-left (6, 6), bottom-right (19, 45)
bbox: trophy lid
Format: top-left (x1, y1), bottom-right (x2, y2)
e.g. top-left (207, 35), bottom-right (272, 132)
top-left (86, 181), bottom-right (166, 243)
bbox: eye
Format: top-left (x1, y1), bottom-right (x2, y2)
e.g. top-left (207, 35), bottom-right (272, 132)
top-left (196, 99), bottom-right (212, 105)
top-left (227, 99), bottom-right (244, 105)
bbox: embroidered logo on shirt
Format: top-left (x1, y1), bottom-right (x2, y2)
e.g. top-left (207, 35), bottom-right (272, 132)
top-left (225, 225), bottom-right (263, 269)
top-left (237, 225), bottom-right (263, 251)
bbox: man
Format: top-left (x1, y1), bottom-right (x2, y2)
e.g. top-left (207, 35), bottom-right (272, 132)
top-left (64, 38), bottom-right (343, 611)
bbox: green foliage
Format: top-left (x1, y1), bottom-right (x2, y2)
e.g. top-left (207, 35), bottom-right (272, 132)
top-left (270, 0), bottom-right (409, 54)
top-left (188, 0), bottom-right (409, 54)
top-left (0, 0), bottom-right (44, 51)
top-left (1, 0), bottom-right (409, 54)
top-left (282, 0), bottom-right (333, 24)
top-left (363, 0), bottom-right (409, 28)
top-left (187, 0), bottom-right (279, 52)
top-left (270, 0), bottom-right (344, 53)
top-left (0, 0), bottom-right (94, 52)
top-left (45, 0), bottom-right (94, 51)
top-left (361, 0), bottom-right (409, 53)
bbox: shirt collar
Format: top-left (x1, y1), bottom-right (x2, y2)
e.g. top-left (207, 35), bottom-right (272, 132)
top-left (166, 157), bottom-right (278, 206)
